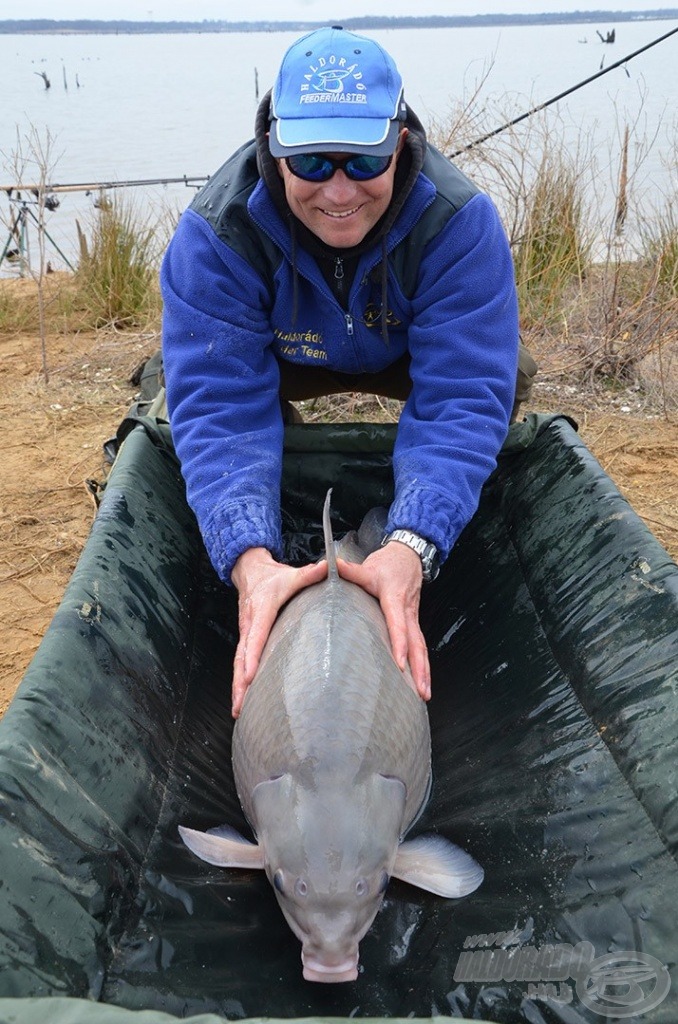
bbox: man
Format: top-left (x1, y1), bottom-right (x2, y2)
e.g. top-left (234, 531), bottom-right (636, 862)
top-left (161, 26), bottom-right (532, 717)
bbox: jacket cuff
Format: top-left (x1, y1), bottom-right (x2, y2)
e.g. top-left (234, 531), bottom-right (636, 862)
top-left (386, 486), bottom-right (466, 563)
top-left (201, 501), bottom-right (283, 584)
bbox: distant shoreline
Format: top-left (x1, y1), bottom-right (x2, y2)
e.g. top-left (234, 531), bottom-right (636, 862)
top-left (2, 11), bottom-right (678, 35)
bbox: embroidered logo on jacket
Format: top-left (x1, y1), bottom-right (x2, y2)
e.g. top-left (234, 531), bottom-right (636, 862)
top-left (274, 328), bottom-right (327, 362)
top-left (363, 302), bottom-right (402, 328)
top-left (300, 56), bottom-right (367, 105)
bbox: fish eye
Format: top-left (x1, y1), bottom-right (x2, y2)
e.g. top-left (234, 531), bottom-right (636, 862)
top-left (273, 870), bottom-right (285, 894)
top-left (295, 878), bottom-right (308, 897)
top-left (378, 871), bottom-right (389, 894)
top-left (356, 878), bottom-right (368, 897)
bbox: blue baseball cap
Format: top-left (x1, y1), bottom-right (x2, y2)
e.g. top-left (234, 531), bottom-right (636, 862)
top-left (269, 26), bottom-right (406, 158)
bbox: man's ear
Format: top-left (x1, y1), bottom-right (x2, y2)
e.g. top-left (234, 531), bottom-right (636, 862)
top-left (397, 128), bottom-right (409, 155)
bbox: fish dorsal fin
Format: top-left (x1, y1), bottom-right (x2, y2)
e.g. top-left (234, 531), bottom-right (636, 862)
top-left (322, 488), bottom-right (338, 579)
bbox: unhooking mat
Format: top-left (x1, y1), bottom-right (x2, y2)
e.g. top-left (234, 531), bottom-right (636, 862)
top-left (0, 415), bottom-right (677, 1024)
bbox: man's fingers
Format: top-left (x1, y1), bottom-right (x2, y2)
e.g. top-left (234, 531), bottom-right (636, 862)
top-left (337, 553), bottom-right (430, 700)
top-left (231, 560), bottom-right (328, 719)
top-left (382, 604), bottom-right (430, 700)
top-left (293, 558), bottom-right (328, 591)
top-left (407, 624), bottom-right (431, 700)
top-left (243, 602), bottom-right (279, 679)
top-left (378, 579), bottom-right (429, 697)
top-left (381, 594), bottom-right (411, 672)
top-left (244, 562), bottom-right (326, 675)
top-left (336, 558), bottom-right (378, 597)
top-left (339, 556), bottom-right (411, 669)
top-left (232, 593), bottom-right (270, 719)
top-left (232, 622), bottom-right (266, 719)
top-left (231, 646), bottom-right (247, 718)
top-left (387, 610), bottom-right (430, 701)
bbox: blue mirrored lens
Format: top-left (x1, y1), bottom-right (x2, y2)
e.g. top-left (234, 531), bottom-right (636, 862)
top-left (287, 154), bottom-right (334, 181)
top-left (346, 155), bottom-right (392, 180)
top-left (286, 153), bottom-right (392, 182)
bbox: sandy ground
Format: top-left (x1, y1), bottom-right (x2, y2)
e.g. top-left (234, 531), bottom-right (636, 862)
top-left (0, 313), bottom-right (158, 716)
top-left (1, 295), bottom-right (677, 717)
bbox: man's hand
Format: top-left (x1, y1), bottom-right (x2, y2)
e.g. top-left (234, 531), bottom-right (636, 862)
top-left (230, 548), bottom-right (327, 718)
top-left (337, 542), bottom-right (431, 702)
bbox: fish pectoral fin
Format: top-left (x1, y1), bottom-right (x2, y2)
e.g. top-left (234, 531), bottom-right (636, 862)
top-left (178, 824), bottom-right (265, 869)
top-left (392, 833), bottom-right (484, 898)
top-left (206, 822), bottom-right (255, 843)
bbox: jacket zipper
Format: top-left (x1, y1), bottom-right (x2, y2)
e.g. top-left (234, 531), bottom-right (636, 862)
top-left (334, 257), bottom-right (347, 307)
top-left (335, 258), bottom-right (353, 336)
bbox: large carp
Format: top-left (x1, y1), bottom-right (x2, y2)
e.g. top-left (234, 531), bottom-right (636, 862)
top-left (180, 492), bottom-right (482, 982)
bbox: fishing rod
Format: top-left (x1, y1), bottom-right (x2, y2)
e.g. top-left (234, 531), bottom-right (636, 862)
top-left (0, 174), bottom-right (208, 273)
top-left (449, 22), bottom-right (678, 158)
top-left (0, 174), bottom-right (209, 195)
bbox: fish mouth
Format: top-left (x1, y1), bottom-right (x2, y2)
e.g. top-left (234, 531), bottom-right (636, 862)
top-left (302, 953), bottom-right (359, 983)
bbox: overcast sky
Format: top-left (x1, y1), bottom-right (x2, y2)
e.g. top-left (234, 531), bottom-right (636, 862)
top-left (6, 0), bottom-right (678, 22)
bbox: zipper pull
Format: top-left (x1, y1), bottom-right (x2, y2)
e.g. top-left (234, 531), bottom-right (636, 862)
top-left (345, 313), bottom-right (354, 336)
top-left (334, 257), bottom-right (344, 281)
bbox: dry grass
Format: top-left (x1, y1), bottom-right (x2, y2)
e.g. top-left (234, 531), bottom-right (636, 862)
top-left (428, 87), bottom-right (678, 407)
top-left (298, 392), bottom-right (403, 424)
top-left (74, 195), bottom-right (165, 329)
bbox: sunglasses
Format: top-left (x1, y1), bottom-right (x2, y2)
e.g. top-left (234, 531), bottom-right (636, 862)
top-left (285, 152), bottom-right (394, 183)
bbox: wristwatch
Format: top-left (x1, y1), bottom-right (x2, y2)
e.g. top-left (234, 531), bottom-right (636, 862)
top-left (381, 529), bottom-right (440, 583)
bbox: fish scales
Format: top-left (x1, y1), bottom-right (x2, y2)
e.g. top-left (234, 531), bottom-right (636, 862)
top-left (232, 564), bottom-right (431, 831)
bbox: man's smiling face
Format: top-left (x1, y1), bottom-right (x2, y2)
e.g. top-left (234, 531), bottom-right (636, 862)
top-left (277, 134), bottom-right (406, 248)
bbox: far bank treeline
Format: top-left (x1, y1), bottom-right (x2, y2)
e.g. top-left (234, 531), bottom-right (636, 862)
top-left (2, 10), bottom-right (678, 33)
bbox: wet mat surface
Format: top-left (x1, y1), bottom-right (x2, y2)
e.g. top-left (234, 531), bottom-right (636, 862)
top-left (1, 417), bottom-right (676, 1023)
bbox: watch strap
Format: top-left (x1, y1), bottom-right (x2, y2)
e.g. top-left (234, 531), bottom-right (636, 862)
top-left (381, 528), bottom-right (440, 582)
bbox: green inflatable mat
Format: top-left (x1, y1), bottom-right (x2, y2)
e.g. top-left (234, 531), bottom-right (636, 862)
top-left (0, 1005), bottom-right (496, 1024)
top-left (0, 414), bottom-right (676, 1023)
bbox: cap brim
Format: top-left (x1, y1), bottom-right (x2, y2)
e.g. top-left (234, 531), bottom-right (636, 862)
top-left (269, 117), bottom-right (400, 158)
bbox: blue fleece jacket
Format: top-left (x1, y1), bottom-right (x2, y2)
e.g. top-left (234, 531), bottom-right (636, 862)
top-left (161, 141), bottom-right (519, 583)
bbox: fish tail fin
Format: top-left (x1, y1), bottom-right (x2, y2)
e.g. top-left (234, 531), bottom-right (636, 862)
top-left (323, 488), bottom-right (339, 578)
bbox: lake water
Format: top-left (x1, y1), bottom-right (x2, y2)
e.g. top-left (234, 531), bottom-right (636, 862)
top-left (1, 20), bottom-right (677, 273)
